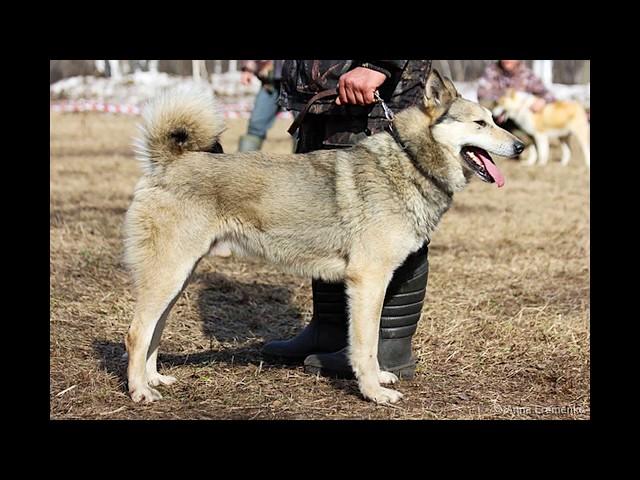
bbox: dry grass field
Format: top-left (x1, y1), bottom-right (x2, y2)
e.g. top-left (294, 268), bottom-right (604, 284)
top-left (50, 111), bottom-right (590, 420)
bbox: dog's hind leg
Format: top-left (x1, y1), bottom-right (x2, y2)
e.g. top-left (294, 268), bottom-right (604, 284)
top-left (582, 141), bottom-right (590, 168)
top-left (534, 134), bottom-right (550, 165)
top-left (124, 209), bottom-right (214, 403)
top-left (125, 251), bottom-right (207, 402)
top-left (345, 262), bottom-right (402, 405)
top-left (144, 251), bottom-right (213, 387)
top-left (145, 311), bottom-right (178, 388)
top-left (523, 145), bottom-right (538, 166)
top-left (568, 116), bottom-right (590, 168)
top-left (560, 140), bottom-right (572, 166)
top-left (575, 128), bottom-right (590, 168)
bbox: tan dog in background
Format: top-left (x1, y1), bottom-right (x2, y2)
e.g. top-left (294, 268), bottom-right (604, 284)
top-left (493, 89), bottom-right (590, 168)
top-left (123, 70), bottom-right (523, 405)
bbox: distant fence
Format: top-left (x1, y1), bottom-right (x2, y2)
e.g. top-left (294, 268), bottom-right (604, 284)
top-left (50, 99), bottom-right (294, 119)
top-left (50, 60), bottom-right (591, 85)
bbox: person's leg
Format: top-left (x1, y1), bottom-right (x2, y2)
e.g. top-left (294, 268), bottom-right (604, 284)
top-left (304, 243), bottom-right (429, 379)
top-left (261, 278), bottom-right (350, 359)
top-left (238, 85), bottom-right (280, 152)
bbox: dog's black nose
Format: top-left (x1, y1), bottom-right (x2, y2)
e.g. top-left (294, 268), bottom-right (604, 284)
top-left (514, 142), bottom-right (525, 154)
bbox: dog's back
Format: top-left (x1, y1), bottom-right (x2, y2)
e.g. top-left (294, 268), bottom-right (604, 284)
top-left (536, 101), bottom-right (588, 132)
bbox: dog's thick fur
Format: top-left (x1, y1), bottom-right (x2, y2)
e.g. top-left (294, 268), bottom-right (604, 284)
top-left (493, 89), bottom-right (590, 168)
top-left (123, 71), bottom-right (522, 405)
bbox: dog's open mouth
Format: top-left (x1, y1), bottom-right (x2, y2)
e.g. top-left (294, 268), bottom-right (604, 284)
top-left (461, 146), bottom-right (505, 188)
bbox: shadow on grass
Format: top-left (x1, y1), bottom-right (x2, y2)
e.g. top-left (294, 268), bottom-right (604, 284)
top-left (93, 271), bottom-right (316, 385)
top-left (92, 271), bottom-right (419, 402)
top-left (93, 336), bottom-right (363, 402)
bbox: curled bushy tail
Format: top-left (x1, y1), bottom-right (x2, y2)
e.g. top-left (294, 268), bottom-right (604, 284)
top-left (134, 84), bottom-right (225, 173)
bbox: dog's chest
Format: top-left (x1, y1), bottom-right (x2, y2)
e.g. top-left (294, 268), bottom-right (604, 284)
top-left (398, 176), bottom-right (451, 241)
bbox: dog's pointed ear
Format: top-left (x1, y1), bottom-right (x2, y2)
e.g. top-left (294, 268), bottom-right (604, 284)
top-left (424, 69), bottom-right (458, 112)
top-left (442, 76), bottom-right (461, 99)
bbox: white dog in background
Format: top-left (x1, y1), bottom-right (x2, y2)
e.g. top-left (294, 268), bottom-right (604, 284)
top-left (493, 89), bottom-right (590, 168)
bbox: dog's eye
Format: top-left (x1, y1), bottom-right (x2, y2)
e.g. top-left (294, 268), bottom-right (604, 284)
top-left (474, 120), bottom-right (487, 127)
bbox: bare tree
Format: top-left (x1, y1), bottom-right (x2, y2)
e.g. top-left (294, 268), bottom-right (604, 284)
top-left (451, 60), bottom-right (465, 81)
top-left (108, 60), bottom-right (122, 79)
top-left (192, 60), bottom-right (209, 82)
top-left (192, 60), bottom-right (201, 80)
top-left (95, 60), bottom-right (106, 75)
top-left (533, 60), bottom-right (553, 86)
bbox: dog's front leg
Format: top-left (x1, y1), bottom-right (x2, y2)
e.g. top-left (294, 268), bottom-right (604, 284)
top-left (534, 134), bottom-right (550, 165)
top-left (523, 145), bottom-right (537, 166)
top-left (346, 268), bottom-right (403, 405)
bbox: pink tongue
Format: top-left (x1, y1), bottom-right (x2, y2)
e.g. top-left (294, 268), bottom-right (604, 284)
top-left (476, 150), bottom-right (505, 188)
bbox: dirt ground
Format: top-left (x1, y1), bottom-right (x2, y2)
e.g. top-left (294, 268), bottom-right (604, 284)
top-left (50, 111), bottom-right (590, 420)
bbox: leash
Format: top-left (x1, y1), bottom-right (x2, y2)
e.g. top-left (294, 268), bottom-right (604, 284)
top-left (375, 91), bottom-right (408, 151)
top-left (287, 88), bottom-right (395, 136)
top-left (287, 88), bottom-right (339, 136)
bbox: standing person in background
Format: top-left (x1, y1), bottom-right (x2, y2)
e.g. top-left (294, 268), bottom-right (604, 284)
top-left (238, 60), bottom-right (285, 151)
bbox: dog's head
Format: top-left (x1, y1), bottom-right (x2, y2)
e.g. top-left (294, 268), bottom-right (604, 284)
top-left (492, 89), bottom-right (533, 122)
top-left (423, 71), bottom-right (524, 188)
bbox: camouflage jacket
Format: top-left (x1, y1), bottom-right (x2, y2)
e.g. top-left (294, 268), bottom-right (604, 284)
top-left (278, 60), bottom-right (432, 122)
top-left (477, 62), bottom-right (555, 105)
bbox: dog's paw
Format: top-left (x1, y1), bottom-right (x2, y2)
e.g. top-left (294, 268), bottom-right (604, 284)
top-left (130, 385), bottom-right (163, 403)
top-left (361, 386), bottom-right (404, 405)
top-left (147, 373), bottom-right (177, 387)
top-left (378, 371), bottom-right (399, 385)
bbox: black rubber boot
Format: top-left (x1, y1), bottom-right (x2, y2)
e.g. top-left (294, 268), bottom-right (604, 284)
top-left (304, 244), bottom-right (429, 379)
top-left (261, 280), bottom-right (349, 360)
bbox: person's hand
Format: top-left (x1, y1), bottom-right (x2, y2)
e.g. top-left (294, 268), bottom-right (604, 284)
top-left (530, 97), bottom-right (546, 113)
top-left (336, 67), bottom-right (387, 106)
top-left (257, 62), bottom-right (274, 82)
top-left (240, 71), bottom-right (254, 86)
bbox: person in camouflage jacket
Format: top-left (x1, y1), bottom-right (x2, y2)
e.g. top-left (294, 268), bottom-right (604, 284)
top-left (262, 60), bottom-right (432, 381)
top-left (279, 60), bottom-right (431, 145)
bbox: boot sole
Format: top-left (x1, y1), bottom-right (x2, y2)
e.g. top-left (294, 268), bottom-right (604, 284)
top-left (261, 352), bottom-right (306, 364)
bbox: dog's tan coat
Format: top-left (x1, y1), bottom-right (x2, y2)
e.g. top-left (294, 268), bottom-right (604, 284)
top-left (124, 72), bottom-right (522, 404)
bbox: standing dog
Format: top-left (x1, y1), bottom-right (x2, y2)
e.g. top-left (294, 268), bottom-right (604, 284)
top-left (493, 89), bottom-right (590, 168)
top-left (123, 70), bottom-right (523, 405)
